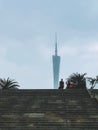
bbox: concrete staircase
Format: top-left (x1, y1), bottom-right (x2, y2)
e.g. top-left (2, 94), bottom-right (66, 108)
top-left (0, 89), bottom-right (98, 130)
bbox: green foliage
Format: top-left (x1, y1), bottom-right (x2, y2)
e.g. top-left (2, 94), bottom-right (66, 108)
top-left (87, 76), bottom-right (98, 89)
top-left (0, 78), bottom-right (20, 90)
top-left (66, 73), bottom-right (87, 89)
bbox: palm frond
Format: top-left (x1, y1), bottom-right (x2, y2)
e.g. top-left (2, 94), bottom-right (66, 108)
top-left (0, 78), bottom-right (20, 90)
top-left (66, 73), bottom-right (87, 89)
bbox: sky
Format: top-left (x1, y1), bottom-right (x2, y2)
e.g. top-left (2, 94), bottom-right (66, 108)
top-left (0, 0), bottom-right (98, 89)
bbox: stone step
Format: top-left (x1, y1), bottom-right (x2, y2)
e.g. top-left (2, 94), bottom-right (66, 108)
top-left (0, 89), bottom-right (97, 129)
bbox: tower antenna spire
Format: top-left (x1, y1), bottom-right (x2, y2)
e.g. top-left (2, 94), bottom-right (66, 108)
top-left (52, 33), bottom-right (60, 89)
top-left (55, 32), bottom-right (58, 56)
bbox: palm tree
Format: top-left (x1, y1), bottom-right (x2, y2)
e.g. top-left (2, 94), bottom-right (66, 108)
top-left (66, 73), bottom-right (87, 89)
top-left (0, 78), bottom-right (20, 90)
top-left (87, 76), bottom-right (98, 97)
top-left (87, 76), bottom-right (98, 89)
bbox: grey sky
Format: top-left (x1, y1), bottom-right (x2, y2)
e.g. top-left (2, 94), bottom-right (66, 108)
top-left (0, 0), bottom-right (98, 89)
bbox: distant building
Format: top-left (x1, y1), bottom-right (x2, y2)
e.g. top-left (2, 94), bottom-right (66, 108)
top-left (52, 35), bottom-right (60, 89)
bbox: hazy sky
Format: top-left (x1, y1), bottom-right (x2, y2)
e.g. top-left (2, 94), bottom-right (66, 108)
top-left (0, 0), bottom-right (98, 89)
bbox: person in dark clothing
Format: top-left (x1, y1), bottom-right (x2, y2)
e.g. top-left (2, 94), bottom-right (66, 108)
top-left (66, 80), bottom-right (70, 89)
top-left (59, 79), bottom-right (64, 89)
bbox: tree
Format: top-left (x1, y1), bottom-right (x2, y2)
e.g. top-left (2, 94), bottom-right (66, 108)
top-left (0, 78), bottom-right (20, 90)
top-left (87, 76), bottom-right (98, 89)
top-left (66, 73), bottom-right (87, 89)
top-left (87, 76), bottom-right (98, 97)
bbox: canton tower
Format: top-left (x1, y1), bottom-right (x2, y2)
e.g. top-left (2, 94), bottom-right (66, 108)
top-left (52, 35), bottom-right (60, 89)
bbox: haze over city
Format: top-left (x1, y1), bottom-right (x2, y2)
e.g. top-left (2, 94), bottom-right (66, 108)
top-left (0, 0), bottom-right (98, 89)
